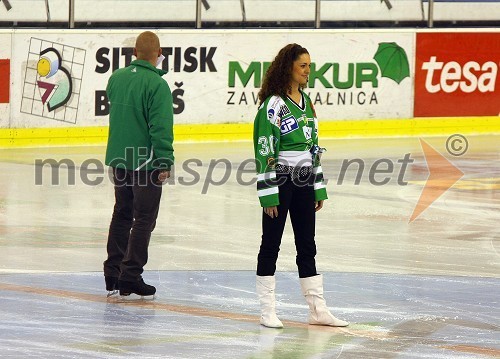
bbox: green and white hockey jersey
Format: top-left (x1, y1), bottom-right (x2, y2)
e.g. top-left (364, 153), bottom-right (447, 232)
top-left (253, 91), bottom-right (328, 208)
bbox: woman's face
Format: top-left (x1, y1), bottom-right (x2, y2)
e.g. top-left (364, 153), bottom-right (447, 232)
top-left (290, 53), bottom-right (311, 88)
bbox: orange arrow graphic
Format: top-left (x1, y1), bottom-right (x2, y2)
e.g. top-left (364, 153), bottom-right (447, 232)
top-left (409, 139), bottom-right (464, 223)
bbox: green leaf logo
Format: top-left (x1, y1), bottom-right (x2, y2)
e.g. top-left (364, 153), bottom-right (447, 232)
top-left (373, 42), bottom-right (410, 84)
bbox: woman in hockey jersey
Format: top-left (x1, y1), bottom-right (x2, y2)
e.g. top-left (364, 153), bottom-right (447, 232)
top-left (253, 43), bottom-right (348, 328)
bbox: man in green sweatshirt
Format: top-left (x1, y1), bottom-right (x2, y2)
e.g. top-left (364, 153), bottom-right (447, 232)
top-left (103, 31), bottom-right (174, 299)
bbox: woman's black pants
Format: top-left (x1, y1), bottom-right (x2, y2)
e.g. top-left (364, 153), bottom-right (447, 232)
top-left (257, 172), bottom-right (318, 279)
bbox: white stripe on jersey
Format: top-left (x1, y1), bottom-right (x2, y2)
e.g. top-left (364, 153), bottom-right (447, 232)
top-left (258, 187), bottom-right (279, 197)
top-left (314, 182), bottom-right (326, 190)
top-left (278, 151), bottom-right (312, 167)
top-left (313, 166), bottom-right (323, 175)
top-left (257, 171), bottom-right (277, 182)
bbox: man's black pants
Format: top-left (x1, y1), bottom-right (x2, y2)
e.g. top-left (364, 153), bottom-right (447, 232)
top-left (257, 172), bottom-right (318, 278)
top-left (104, 167), bottom-right (162, 282)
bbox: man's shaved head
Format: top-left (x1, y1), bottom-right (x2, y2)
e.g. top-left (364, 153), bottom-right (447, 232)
top-left (135, 31), bottom-right (161, 63)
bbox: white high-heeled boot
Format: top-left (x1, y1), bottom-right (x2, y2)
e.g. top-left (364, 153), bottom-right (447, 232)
top-left (300, 274), bottom-right (349, 327)
top-left (256, 275), bottom-right (283, 328)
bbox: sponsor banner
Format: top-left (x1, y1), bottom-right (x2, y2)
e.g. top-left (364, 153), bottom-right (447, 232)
top-left (9, 30), bottom-right (414, 128)
top-left (227, 32), bottom-right (414, 121)
top-left (414, 32), bottom-right (500, 117)
top-left (12, 34), bottom-right (88, 127)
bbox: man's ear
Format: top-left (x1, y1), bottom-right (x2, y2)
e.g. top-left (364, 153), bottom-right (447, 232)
top-left (158, 48), bottom-right (162, 57)
top-left (133, 48), bottom-right (137, 58)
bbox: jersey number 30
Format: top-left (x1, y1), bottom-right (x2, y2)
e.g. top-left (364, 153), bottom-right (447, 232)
top-left (258, 135), bottom-right (277, 156)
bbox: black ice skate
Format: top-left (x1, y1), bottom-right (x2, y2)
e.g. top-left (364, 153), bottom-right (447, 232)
top-left (118, 278), bottom-right (156, 300)
top-left (105, 276), bottom-right (119, 297)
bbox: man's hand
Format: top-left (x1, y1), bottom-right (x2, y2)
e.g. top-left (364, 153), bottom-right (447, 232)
top-left (158, 170), bottom-right (170, 183)
top-left (315, 200), bottom-right (324, 212)
top-left (264, 206), bottom-right (278, 218)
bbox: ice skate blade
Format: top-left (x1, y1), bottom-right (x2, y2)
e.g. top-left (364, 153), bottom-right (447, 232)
top-left (112, 293), bottom-right (156, 302)
top-left (106, 290), bottom-right (119, 298)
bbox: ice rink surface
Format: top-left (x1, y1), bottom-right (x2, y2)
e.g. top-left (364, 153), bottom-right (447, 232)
top-left (0, 135), bottom-right (498, 358)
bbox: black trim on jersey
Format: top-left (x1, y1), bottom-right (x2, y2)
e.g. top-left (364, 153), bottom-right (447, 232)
top-left (257, 178), bottom-right (279, 190)
top-left (286, 92), bottom-right (305, 111)
top-left (314, 173), bottom-right (324, 183)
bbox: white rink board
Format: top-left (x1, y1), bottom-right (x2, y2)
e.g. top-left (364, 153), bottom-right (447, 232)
top-left (7, 29), bottom-right (414, 128)
top-left (0, 32), bottom-right (10, 58)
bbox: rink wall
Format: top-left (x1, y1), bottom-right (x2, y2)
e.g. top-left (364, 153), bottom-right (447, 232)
top-left (0, 29), bottom-right (498, 147)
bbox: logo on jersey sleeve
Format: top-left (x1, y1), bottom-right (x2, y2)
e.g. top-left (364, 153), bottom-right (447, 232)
top-left (267, 108), bottom-right (282, 127)
top-left (266, 98), bottom-right (283, 127)
top-left (280, 116), bottom-right (299, 135)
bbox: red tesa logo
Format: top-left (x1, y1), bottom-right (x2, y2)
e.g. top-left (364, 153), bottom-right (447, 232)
top-left (414, 33), bottom-right (500, 117)
top-left (422, 56), bottom-right (497, 94)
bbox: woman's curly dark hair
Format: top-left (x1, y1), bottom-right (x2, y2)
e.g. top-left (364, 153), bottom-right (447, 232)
top-left (258, 43), bottom-right (309, 106)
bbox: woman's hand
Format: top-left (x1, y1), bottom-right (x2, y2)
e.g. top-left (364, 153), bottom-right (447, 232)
top-left (315, 200), bottom-right (324, 212)
top-left (264, 206), bottom-right (279, 218)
